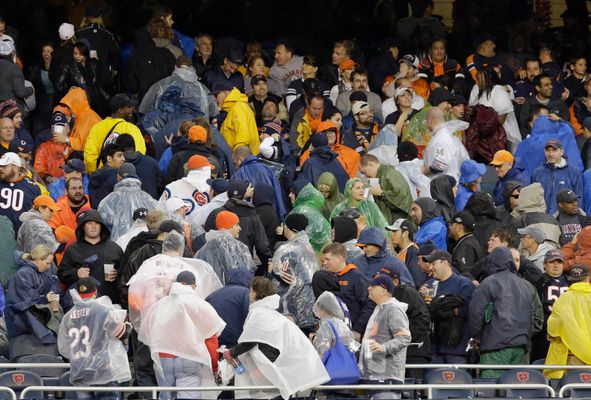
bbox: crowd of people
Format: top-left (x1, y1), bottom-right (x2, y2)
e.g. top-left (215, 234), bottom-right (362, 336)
top-left (0, 0), bottom-right (591, 399)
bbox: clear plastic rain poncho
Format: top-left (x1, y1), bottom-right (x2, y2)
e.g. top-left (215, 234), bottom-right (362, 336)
top-left (58, 290), bottom-right (131, 385)
top-left (312, 292), bottom-right (357, 357)
top-left (290, 183), bottom-right (331, 252)
top-left (404, 105), bottom-right (466, 151)
top-left (98, 177), bottom-right (162, 242)
top-left (16, 210), bottom-right (59, 253)
top-left (140, 282), bottom-right (226, 399)
top-left (272, 231), bottom-right (321, 328)
top-left (367, 124), bottom-right (399, 166)
top-left (127, 254), bottom-right (222, 331)
top-left (330, 178), bottom-right (389, 230)
top-left (194, 230), bottom-right (256, 284)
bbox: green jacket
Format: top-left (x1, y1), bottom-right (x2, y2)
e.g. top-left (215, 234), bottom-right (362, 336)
top-left (375, 164), bottom-right (412, 224)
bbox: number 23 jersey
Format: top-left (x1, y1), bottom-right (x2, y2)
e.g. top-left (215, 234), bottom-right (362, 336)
top-left (0, 179), bottom-right (41, 232)
top-left (58, 296), bottom-right (131, 385)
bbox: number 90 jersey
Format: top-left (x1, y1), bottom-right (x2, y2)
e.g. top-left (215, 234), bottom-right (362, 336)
top-left (58, 296), bottom-right (131, 385)
top-left (0, 180), bottom-right (41, 232)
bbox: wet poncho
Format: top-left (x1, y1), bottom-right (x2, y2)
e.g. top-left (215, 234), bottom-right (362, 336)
top-left (330, 178), bottom-right (389, 230)
top-left (312, 291), bottom-right (357, 357)
top-left (316, 172), bottom-right (345, 220)
top-left (272, 231), bottom-right (321, 328)
top-left (290, 184), bottom-right (331, 252)
top-left (17, 210), bottom-right (59, 253)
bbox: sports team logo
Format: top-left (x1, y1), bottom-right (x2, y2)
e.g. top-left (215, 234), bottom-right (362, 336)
top-left (193, 191), bottom-right (209, 206)
top-left (580, 372), bottom-right (591, 383)
top-left (442, 370), bottom-right (455, 383)
top-left (12, 373), bottom-right (25, 385)
top-left (517, 371), bottom-right (529, 383)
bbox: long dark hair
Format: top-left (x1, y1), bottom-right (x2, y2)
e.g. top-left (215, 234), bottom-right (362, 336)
top-left (477, 65), bottom-right (501, 100)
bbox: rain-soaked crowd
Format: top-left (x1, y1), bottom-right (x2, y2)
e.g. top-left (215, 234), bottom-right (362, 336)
top-left (0, 2), bottom-right (590, 399)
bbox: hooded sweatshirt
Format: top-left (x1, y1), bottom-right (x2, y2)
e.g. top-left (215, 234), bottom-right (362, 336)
top-left (316, 172), bottom-right (345, 220)
top-left (464, 192), bottom-right (502, 252)
top-left (495, 181), bottom-right (523, 226)
top-left (352, 227), bottom-right (414, 286)
top-left (220, 88), bottom-right (260, 154)
top-left (414, 198), bottom-right (448, 250)
top-left (493, 165), bottom-right (530, 206)
top-left (252, 182), bottom-right (281, 248)
top-left (299, 146), bottom-right (350, 193)
top-left (509, 183), bottom-right (561, 247)
top-left (430, 174), bottom-right (456, 223)
top-left (468, 247), bottom-right (534, 351)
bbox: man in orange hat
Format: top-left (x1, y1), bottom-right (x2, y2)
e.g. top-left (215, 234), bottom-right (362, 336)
top-left (17, 194), bottom-right (60, 252)
top-left (490, 149), bottom-right (530, 206)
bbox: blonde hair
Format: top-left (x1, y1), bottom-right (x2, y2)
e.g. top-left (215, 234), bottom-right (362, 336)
top-left (22, 245), bottom-right (53, 262)
top-left (146, 210), bottom-right (167, 231)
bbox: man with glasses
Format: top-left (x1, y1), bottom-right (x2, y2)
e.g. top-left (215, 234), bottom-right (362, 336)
top-left (490, 150), bottom-right (530, 206)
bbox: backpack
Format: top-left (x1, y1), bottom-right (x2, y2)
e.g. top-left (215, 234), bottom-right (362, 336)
top-left (321, 320), bottom-right (360, 385)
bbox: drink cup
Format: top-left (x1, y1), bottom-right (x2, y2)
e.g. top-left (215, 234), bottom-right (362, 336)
top-left (50, 294), bottom-right (60, 312)
top-left (104, 263), bottom-right (114, 278)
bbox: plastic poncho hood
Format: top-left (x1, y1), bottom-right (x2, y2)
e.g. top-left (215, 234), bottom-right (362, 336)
top-left (234, 294), bottom-right (330, 399)
top-left (313, 291), bottom-right (345, 320)
top-left (290, 183), bottom-right (331, 252)
top-left (316, 172), bottom-right (344, 219)
top-left (331, 178), bottom-right (388, 230)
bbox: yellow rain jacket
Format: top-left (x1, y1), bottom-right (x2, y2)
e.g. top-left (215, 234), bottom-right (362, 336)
top-left (220, 88), bottom-right (260, 154)
top-left (545, 282), bottom-right (591, 379)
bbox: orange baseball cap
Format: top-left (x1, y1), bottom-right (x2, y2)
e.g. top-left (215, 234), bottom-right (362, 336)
top-left (317, 120), bottom-right (337, 133)
top-left (338, 59), bottom-right (358, 72)
top-left (33, 195), bottom-right (59, 211)
top-left (216, 211), bottom-right (240, 230)
top-left (187, 155), bottom-right (215, 170)
top-left (489, 150), bottom-right (514, 166)
top-left (188, 125), bottom-right (207, 143)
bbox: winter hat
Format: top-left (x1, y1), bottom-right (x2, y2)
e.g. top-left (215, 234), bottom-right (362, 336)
top-left (349, 91), bottom-right (367, 102)
top-left (397, 141), bottom-right (418, 162)
top-left (285, 213), bottom-right (309, 233)
top-left (118, 162), bottom-right (138, 179)
top-left (59, 23), bottom-right (75, 41)
top-left (312, 270), bottom-right (341, 298)
top-left (331, 216), bottom-right (358, 243)
top-left (311, 132), bottom-right (329, 148)
top-left (260, 121), bottom-right (282, 137)
top-left (187, 155), bottom-right (214, 170)
top-left (188, 125), bottom-right (207, 143)
top-left (216, 211), bottom-right (240, 230)
top-left (0, 99), bottom-right (20, 119)
top-left (157, 220), bottom-right (184, 234)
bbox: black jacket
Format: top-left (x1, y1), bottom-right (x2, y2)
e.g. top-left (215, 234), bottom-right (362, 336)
top-left (76, 23), bottom-right (120, 76)
top-left (464, 192), bottom-right (502, 251)
top-left (53, 58), bottom-right (109, 115)
top-left (252, 183), bottom-right (281, 249)
top-left (393, 284), bottom-right (432, 361)
top-left (58, 210), bottom-right (123, 304)
top-left (451, 233), bottom-right (485, 279)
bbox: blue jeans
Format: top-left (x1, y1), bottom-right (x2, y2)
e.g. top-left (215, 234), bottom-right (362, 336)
top-left (430, 354), bottom-right (468, 364)
top-left (157, 357), bottom-right (203, 400)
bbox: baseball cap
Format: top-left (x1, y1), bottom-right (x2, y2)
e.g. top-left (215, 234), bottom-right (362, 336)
top-left (188, 125), bottom-right (207, 143)
top-left (211, 81), bottom-right (234, 95)
top-left (428, 87), bottom-right (455, 106)
top-left (394, 86), bottom-right (413, 98)
top-left (544, 249), bottom-right (564, 262)
top-left (176, 270), bottom-right (196, 285)
top-left (33, 195), bottom-right (60, 212)
top-left (8, 138), bottom-right (33, 155)
top-left (251, 74), bottom-right (267, 86)
top-left (545, 139), bottom-right (563, 149)
top-left (157, 220), bottom-right (184, 234)
top-left (216, 211), bottom-right (240, 230)
top-left (132, 208), bottom-right (148, 221)
top-left (61, 158), bottom-right (85, 174)
top-left (302, 78), bottom-right (321, 95)
top-left (58, 22), bottom-right (75, 41)
top-left (349, 91), bottom-right (367, 102)
top-left (226, 48), bottom-right (243, 65)
top-left (117, 162), bottom-right (138, 179)
top-left (352, 101), bottom-right (370, 116)
top-left (451, 211), bottom-right (475, 230)
top-left (517, 226), bottom-right (546, 244)
top-left (424, 249), bottom-right (452, 264)
top-left (187, 155), bottom-right (214, 170)
top-left (473, 33), bottom-right (496, 48)
top-left (556, 188), bottom-right (578, 204)
top-left (228, 180), bottom-right (247, 199)
top-left (459, 160), bottom-right (487, 183)
top-left (568, 264), bottom-right (590, 282)
top-left (489, 150), bottom-right (514, 166)
top-left (76, 278), bottom-right (97, 299)
top-left (109, 93), bottom-right (137, 112)
top-left (85, 5), bottom-right (102, 18)
top-left (367, 273), bottom-right (395, 294)
top-left (339, 59), bottom-right (358, 72)
top-left (417, 241), bottom-right (437, 258)
top-left (400, 54), bottom-right (419, 68)
top-left (0, 152), bottom-right (22, 168)
top-left (385, 218), bottom-right (415, 233)
top-left (206, 178), bottom-right (229, 194)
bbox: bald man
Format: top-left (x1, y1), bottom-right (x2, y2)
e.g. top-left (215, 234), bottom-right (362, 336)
top-left (422, 107), bottom-right (469, 181)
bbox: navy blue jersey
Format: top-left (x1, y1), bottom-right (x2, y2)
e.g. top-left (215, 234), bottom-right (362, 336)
top-left (0, 179), bottom-right (41, 233)
top-left (536, 274), bottom-right (569, 317)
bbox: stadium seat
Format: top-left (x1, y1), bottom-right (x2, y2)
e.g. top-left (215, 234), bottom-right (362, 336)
top-left (424, 368), bottom-right (474, 398)
top-left (498, 368), bottom-right (549, 398)
top-left (559, 369), bottom-right (591, 398)
top-left (18, 354), bottom-right (65, 385)
top-left (531, 358), bottom-right (545, 365)
top-left (9, 335), bottom-right (58, 361)
top-left (473, 377), bottom-right (497, 397)
top-left (0, 370), bottom-right (44, 399)
top-left (57, 372), bottom-right (79, 400)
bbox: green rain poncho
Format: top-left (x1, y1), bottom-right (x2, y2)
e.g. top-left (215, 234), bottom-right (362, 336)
top-left (290, 183), bottom-right (331, 252)
top-left (330, 178), bottom-right (388, 230)
top-left (316, 172), bottom-right (345, 220)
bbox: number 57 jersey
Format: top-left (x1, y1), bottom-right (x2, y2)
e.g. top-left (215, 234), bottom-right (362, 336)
top-left (58, 293), bottom-right (131, 385)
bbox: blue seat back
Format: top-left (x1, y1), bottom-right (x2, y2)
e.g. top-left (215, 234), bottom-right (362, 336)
top-left (560, 370), bottom-right (591, 398)
top-left (18, 354), bottom-right (64, 379)
top-left (0, 370), bottom-right (43, 399)
top-left (498, 368), bottom-right (549, 398)
top-left (424, 368), bottom-right (474, 398)
top-left (9, 335), bottom-right (58, 361)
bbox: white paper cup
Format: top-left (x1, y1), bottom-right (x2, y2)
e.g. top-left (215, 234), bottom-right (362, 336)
top-left (104, 263), bottom-right (115, 274)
